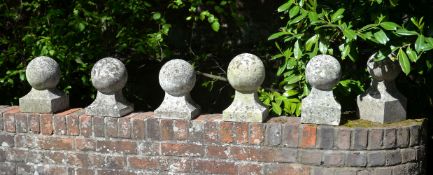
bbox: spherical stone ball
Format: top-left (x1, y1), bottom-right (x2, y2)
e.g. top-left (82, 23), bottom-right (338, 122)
top-left (306, 55), bottom-right (341, 91)
top-left (159, 59), bottom-right (196, 96)
top-left (227, 53), bottom-right (265, 93)
top-left (26, 56), bottom-right (61, 90)
top-left (91, 57), bottom-right (128, 94)
top-left (367, 54), bottom-right (401, 82)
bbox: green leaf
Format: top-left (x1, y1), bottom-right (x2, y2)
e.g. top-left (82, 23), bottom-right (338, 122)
top-left (211, 21), bottom-right (220, 32)
top-left (373, 50), bottom-right (388, 61)
top-left (331, 8), bottom-right (345, 22)
top-left (373, 30), bottom-right (389, 45)
top-left (285, 75), bottom-right (302, 84)
top-left (289, 6), bottom-right (300, 18)
top-left (77, 22), bottom-right (86, 32)
top-left (380, 22), bottom-right (400, 30)
top-left (341, 43), bottom-right (351, 60)
top-left (406, 47), bottom-right (418, 62)
top-left (277, 1), bottom-right (292, 12)
top-left (294, 40), bottom-right (302, 59)
top-left (395, 29), bottom-right (418, 36)
top-left (343, 29), bottom-right (357, 40)
top-left (272, 102), bottom-right (282, 115)
top-left (288, 12), bottom-right (307, 25)
top-left (268, 32), bottom-right (287, 40)
top-left (415, 35), bottom-right (426, 52)
top-left (152, 12), bottom-right (161, 20)
top-left (319, 40), bottom-right (328, 54)
top-left (308, 12), bottom-right (319, 23)
top-left (305, 34), bottom-right (318, 51)
top-left (398, 48), bottom-right (411, 75)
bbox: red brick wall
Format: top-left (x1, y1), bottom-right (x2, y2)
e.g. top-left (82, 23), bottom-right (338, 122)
top-left (0, 106), bottom-right (426, 175)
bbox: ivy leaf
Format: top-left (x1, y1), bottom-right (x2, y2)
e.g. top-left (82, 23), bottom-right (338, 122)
top-left (395, 29), bottom-right (418, 36)
top-left (331, 8), bottom-right (345, 22)
top-left (405, 47), bottom-right (418, 62)
top-left (380, 21), bottom-right (400, 30)
top-left (373, 30), bottom-right (389, 45)
top-left (289, 6), bottom-right (300, 18)
top-left (211, 21), bottom-right (220, 32)
top-left (294, 40), bottom-right (302, 59)
top-left (415, 35), bottom-right (426, 52)
top-left (305, 34), bottom-right (318, 51)
top-left (398, 48), bottom-right (411, 75)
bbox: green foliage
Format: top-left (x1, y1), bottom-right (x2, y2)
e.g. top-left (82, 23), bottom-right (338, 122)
top-left (262, 0), bottom-right (433, 116)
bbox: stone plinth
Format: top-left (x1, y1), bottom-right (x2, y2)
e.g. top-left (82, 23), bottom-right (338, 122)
top-left (223, 53), bottom-right (268, 122)
top-left (155, 59), bottom-right (200, 119)
top-left (19, 56), bottom-right (69, 113)
top-left (357, 55), bottom-right (407, 123)
top-left (301, 55), bottom-right (341, 125)
top-left (85, 57), bottom-right (133, 117)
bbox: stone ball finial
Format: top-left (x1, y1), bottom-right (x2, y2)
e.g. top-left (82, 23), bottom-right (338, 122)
top-left (227, 53), bottom-right (265, 93)
top-left (367, 54), bottom-right (401, 82)
top-left (26, 56), bottom-right (61, 90)
top-left (91, 57), bottom-right (127, 94)
top-left (306, 55), bottom-right (341, 91)
top-left (159, 59), bottom-right (196, 97)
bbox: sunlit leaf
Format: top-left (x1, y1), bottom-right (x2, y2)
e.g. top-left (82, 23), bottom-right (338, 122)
top-left (373, 30), bottom-right (389, 45)
top-left (398, 48), bottom-right (411, 75)
top-left (380, 22), bottom-right (400, 30)
top-left (405, 47), bottom-right (418, 62)
top-left (331, 8), bottom-right (345, 22)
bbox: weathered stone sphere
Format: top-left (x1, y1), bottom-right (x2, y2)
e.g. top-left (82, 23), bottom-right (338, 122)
top-left (227, 53), bottom-right (265, 93)
top-left (159, 59), bottom-right (196, 96)
top-left (306, 55), bottom-right (341, 90)
top-left (26, 56), bottom-right (61, 90)
top-left (367, 54), bottom-right (401, 81)
top-left (91, 57), bottom-right (128, 94)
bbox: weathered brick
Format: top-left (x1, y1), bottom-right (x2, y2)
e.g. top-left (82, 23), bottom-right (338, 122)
top-left (385, 150), bottom-right (401, 166)
top-left (29, 114), bottom-right (40, 134)
top-left (4, 112), bottom-right (16, 132)
top-left (76, 168), bottom-right (95, 175)
top-left (334, 168), bottom-right (357, 175)
top-left (230, 146), bottom-right (262, 161)
top-left (188, 120), bottom-right (204, 143)
top-left (323, 151), bottom-right (346, 166)
top-left (96, 140), bottom-right (137, 154)
top-left (53, 115), bottom-right (67, 135)
top-left (372, 168), bottom-right (392, 175)
top-left (346, 151), bottom-right (367, 167)
top-left (40, 114), bottom-right (53, 135)
top-left (16, 163), bottom-right (34, 175)
top-left (160, 157), bottom-right (193, 173)
top-left (173, 119), bottom-right (188, 140)
top-left (88, 154), bottom-right (105, 168)
top-left (67, 153), bottom-right (91, 167)
top-left (206, 145), bottom-right (229, 159)
top-left (96, 169), bottom-right (136, 175)
top-left (383, 128), bottom-right (396, 149)
top-left (0, 150), bottom-right (5, 161)
top-left (38, 137), bottom-right (73, 150)
top-left (367, 151), bottom-right (385, 167)
top-left (6, 149), bottom-right (26, 162)
top-left (106, 117), bottom-right (118, 138)
top-left (262, 147), bottom-right (297, 163)
top-left (204, 122), bottom-right (218, 143)
top-left (15, 113), bottom-right (28, 133)
top-left (66, 114), bottom-right (80, 135)
top-left (317, 125), bottom-right (334, 149)
top-left (131, 117), bottom-right (145, 139)
top-left (237, 163), bottom-right (262, 175)
top-left (351, 128), bottom-right (368, 150)
top-left (265, 123), bottom-right (282, 146)
top-left (160, 119), bottom-right (174, 140)
top-left (234, 122), bottom-right (249, 144)
top-left (397, 127), bottom-right (409, 148)
top-left (335, 127), bottom-right (351, 150)
top-left (43, 151), bottom-right (66, 164)
top-left (300, 124), bottom-right (317, 148)
top-left (368, 128), bottom-right (383, 150)
top-left (105, 156), bottom-right (125, 169)
top-left (79, 115), bottom-right (92, 137)
top-left (299, 149), bottom-right (322, 165)
top-left (310, 167), bottom-right (335, 175)
top-left (392, 163), bottom-right (410, 175)
top-left (0, 135), bottom-right (14, 147)
top-left (249, 123), bottom-right (264, 145)
top-left (409, 125), bottom-right (420, 146)
top-left (401, 148), bottom-right (417, 163)
top-left (161, 143), bottom-right (204, 157)
top-left (192, 160), bottom-right (237, 174)
top-left (127, 156), bottom-right (159, 170)
top-left (138, 141), bottom-right (160, 156)
top-left (26, 151), bottom-right (43, 164)
top-left (118, 116), bottom-right (132, 138)
top-left (93, 116), bottom-right (105, 137)
top-left (75, 138), bottom-right (96, 151)
top-left (220, 122), bottom-right (234, 144)
top-left (416, 145), bottom-right (425, 161)
top-left (146, 118), bottom-right (160, 140)
top-left (15, 134), bottom-right (35, 148)
top-left (0, 162), bottom-right (16, 175)
top-left (263, 163), bottom-right (310, 175)
top-left (281, 124), bottom-right (299, 147)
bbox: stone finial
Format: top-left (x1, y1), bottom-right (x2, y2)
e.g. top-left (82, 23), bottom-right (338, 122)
top-left (357, 55), bottom-right (406, 123)
top-left (154, 59), bottom-right (200, 119)
top-left (301, 55), bottom-right (341, 125)
top-left (85, 57), bottom-right (133, 117)
top-left (19, 56), bottom-right (69, 113)
top-left (223, 53), bottom-right (268, 122)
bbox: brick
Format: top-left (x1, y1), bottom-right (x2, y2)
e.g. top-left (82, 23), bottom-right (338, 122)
top-left (53, 115), bottom-right (67, 135)
top-left (383, 128), bottom-right (396, 149)
top-left (311, 167), bottom-right (335, 175)
top-left (26, 151), bottom-right (43, 164)
top-left (105, 156), bottom-right (125, 169)
top-left (0, 135), bottom-right (14, 147)
top-left (29, 114), bottom-right (40, 134)
top-left (160, 158), bottom-right (193, 173)
top-left (396, 127), bottom-right (410, 148)
top-left (300, 124), bottom-right (317, 148)
top-left (160, 119), bottom-right (174, 140)
top-left (262, 147), bottom-right (297, 163)
top-left (335, 128), bottom-right (351, 149)
top-left (334, 168), bottom-right (357, 175)
top-left (88, 154), bottom-right (105, 168)
top-left (372, 168), bottom-right (392, 175)
top-left (17, 163), bottom-right (34, 175)
top-left (40, 114), bottom-right (53, 135)
top-left (409, 125), bottom-right (421, 146)
top-left (41, 166), bottom-right (68, 174)
top-left (351, 128), bottom-right (368, 150)
top-left (161, 143), bottom-right (204, 157)
top-left (97, 169), bottom-right (136, 175)
top-left (220, 122), bottom-right (234, 144)
top-left (299, 149), bottom-right (322, 165)
top-left (15, 134), bottom-right (35, 148)
top-left (15, 113), bottom-right (28, 133)
top-left (230, 146), bottom-right (262, 161)
top-left (367, 151), bottom-right (385, 167)
top-left (66, 114), bottom-right (80, 135)
top-left (132, 117), bottom-right (145, 139)
top-left (6, 149), bottom-right (26, 162)
top-left (75, 138), bottom-right (96, 151)
top-left (265, 123), bottom-right (282, 146)
top-left (233, 122), bottom-right (249, 144)
top-left (0, 162), bottom-right (16, 175)
top-left (138, 141), bottom-right (160, 156)
top-left (127, 156), bottom-right (159, 170)
top-left (392, 164), bottom-right (410, 175)
top-left (79, 115), bottom-right (92, 137)
top-left (385, 150), bottom-right (401, 166)
top-left (43, 151), bottom-right (66, 164)
top-left (281, 124), bottom-right (299, 147)
top-left (146, 118), bottom-right (160, 140)
top-left (67, 153), bottom-right (90, 167)
top-left (38, 137), bottom-right (73, 150)
top-left (416, 145), bottom-right (425, 161)
top-left (206, 145), bottom-right (229, 159)
top-left (263, 164), bottom-right (310, 175)
top-left (76, 168), bottom-right (95, 175)
top-left (401, 148), bottom-right (417, 163)
top-left (96, 140), bottom-right (137, 154)
top-left (192, 160), bottom-right (236, 174)
top-left (106, 117), bottom-right (118, 138)
top-left (0, 150), bottom-right (5, 161)
top-left (317, 125), bottom-right (334, 149)
top-left (204, 122), bottom-right (218, 143)
top-left (237, 163), bottom-right (262, 175)
top-left (249, 123), bottom-right (264, 145)
top-left (118, 116), bottom-right (132, 138)
top-left (368, 128), bottom-right (383, 150)
top-left (346, 151), bottom-right (367, 167)
top-left (93, 116), bottom-right (105, 137)
top-left (4, 112), bottom-right (16, 132)
top-left (357, 170), bottom-right (372, 175)
top-left (173, 119), bottom-right (188, 140)
top-left (188, 120), bottom-right (204, 143)
top-left (323, 151), bottom-right (346, 166)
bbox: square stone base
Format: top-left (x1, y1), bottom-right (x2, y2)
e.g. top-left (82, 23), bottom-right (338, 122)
top-left (19, 89), bottom-right (69, 113)
top-left (85, 91), bottom-right (133, 117)
top-left (357, 95), bottom-right (406, 123)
